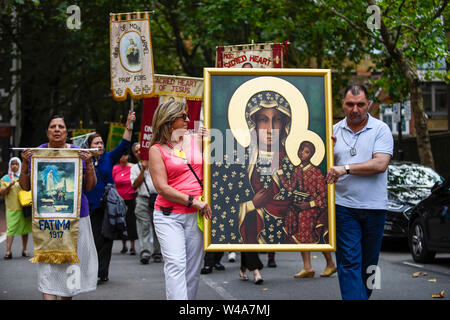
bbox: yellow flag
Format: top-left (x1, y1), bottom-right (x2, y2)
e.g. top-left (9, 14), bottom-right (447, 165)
top-left (106, 123), bottom-right (125, 152)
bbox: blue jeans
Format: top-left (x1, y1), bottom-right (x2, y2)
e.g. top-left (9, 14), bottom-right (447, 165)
top-left (335, 205), bottom-right (386, 300)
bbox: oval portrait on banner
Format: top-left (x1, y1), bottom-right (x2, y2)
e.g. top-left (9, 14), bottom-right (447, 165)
top-left (119, 31), bottom-right (143, 72)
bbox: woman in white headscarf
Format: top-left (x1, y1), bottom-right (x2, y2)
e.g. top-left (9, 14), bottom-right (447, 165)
top-left (0, 157), bottom-right (32, 259)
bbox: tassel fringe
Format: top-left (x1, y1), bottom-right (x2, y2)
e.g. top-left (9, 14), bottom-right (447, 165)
top-left (29, 250), bottom-right (79, 264)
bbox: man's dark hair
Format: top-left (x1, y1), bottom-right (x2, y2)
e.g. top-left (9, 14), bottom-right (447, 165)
top-left (343, 84), bottom-right (369, 100)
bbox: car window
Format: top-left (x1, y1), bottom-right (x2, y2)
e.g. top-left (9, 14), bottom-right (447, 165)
top-left (388, 164), bottom-right (443, 187)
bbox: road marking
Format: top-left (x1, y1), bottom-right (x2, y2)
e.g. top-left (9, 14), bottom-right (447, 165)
top-left (0, 234), bottom-right (6, 244)
top-left (201, 276), bottom-right (237, 300)
top-left (403, 261), bottom-right (424, 268)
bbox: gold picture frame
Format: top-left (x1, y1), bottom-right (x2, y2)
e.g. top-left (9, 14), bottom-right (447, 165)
top-left (31, 150), bottom-right (83, 220)
top-left (202, 68), bottom-right (336, 252)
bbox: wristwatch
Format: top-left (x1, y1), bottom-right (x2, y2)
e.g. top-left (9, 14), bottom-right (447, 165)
top-left (187, 195), bottom-right (194, 207)
top-left (344, 164), bottom-right (350, 175)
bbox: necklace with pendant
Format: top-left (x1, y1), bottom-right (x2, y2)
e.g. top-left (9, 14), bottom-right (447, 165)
top-left (341, 127), bottom-right (360, 156)
top-left (166, 141), bottom-right (186, 159)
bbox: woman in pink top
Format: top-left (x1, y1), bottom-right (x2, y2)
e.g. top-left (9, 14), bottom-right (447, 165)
top-left (149, 98), bottom-right (211, 300)
top-left (112, 152), bottom-right (138, 255)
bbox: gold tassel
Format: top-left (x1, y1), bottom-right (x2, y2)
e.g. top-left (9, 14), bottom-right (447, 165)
top-left (29, 251), bottom-right (79, 264)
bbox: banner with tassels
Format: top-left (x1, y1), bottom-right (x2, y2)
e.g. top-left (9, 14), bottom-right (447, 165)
top-left (140, 74), bottom-right (204, 160)
top-left (215, 42), bottom-right (288, 68)
top-left (153, 74), bottom-right (203, 101)
top-left (30, 149), bottom-right (82, 264)
top-left (110, 11), bottom-right (155, 101)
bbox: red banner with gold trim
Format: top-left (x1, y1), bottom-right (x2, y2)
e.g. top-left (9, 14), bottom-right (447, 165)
top-left (140, 74), bottom-right (203, 160)
top-left (215, 42), bottom-right (287, 68)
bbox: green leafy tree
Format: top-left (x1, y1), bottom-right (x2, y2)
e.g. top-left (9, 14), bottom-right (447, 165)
top-left (317, 0), bottom-right (449, 169)
top-left (1, 0), bottom-right (140, 146)
top-left (1, 0), bottom-right (448, 169)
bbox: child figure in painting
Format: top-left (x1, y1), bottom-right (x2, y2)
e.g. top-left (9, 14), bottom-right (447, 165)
top-left (279, 141), bottom-right (337, 278)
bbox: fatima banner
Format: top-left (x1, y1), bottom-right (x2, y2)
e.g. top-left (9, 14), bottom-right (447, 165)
top-left (139, 74), bottom-right (204, 160)
top-left (110, 12), bottom-right (155, 101)
top-left (216, 42), bottom-right (286, 68)
top-left (106, 122), bottom-right (126, 152)
top-left (30, 149), bottom-right (82, 264)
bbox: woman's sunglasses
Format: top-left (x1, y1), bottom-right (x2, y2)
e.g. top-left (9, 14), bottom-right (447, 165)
top-left (178, 113), bottom-right (190, 120)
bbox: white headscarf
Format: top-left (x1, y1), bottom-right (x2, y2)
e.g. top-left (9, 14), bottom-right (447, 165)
top-left (8, 157), bottom-right (21, 179)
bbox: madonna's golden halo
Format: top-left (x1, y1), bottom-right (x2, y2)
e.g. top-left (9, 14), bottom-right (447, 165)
top-left (228, 76), bottom-right (325, 166)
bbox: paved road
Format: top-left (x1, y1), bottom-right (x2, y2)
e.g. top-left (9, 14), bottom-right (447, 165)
top-left (1, 202), bottom-right (449, 301)
top-left (1, 233), bottom-right (449, 301)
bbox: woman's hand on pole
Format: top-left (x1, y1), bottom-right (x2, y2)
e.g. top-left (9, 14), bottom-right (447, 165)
top-left (193, 199), bottom-right (212, 219)
top-left (123, 110), bottom-right (136, 141)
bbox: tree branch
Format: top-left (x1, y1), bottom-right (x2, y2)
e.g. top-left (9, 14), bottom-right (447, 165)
top-left (417, 0), bottom-right (448, 33)
top-left (398, 0), bottom-right (407, 13)
top-left (392, 25), bottom-right (402, 49)
top-left (317, 0), bottom-right (384, 44)
top-left (431, 0), bottom-right (448, 20)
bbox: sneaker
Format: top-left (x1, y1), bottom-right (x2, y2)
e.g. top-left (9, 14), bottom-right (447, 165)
top-left (140, 250), bottom-right (151, 260)
top-left (228, 252), bottom-right (236, 263)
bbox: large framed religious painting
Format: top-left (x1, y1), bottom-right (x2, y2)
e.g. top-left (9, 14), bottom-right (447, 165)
top-left (202, 68), bottom-right (335, 252)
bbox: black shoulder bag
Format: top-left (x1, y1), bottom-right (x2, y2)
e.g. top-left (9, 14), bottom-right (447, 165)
top-left (95, 166), bottom-right (128, 240)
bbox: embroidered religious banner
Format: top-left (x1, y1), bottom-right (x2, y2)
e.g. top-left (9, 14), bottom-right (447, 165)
top-left (202, 68), bottom-right (335, 252)
top-left (110, 11), bottom-right (155, 101)
top-left (216, 42), bottom-right (285, 68)
top-left (139, 74), bottom-right (204, 160)
top-left (154, 74), bottom-right (203, 100)
top-left (30, 149), bottom-right (83, 263)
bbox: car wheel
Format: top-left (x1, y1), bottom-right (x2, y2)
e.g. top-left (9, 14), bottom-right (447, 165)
top-left (409, 218), bottom-right (436, 263)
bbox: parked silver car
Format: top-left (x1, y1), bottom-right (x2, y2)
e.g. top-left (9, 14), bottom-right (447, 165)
top-left (384, 161), bottom-right (444, 238)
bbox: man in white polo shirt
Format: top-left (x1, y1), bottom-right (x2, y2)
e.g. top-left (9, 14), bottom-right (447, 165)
top-left (326, 84), bottom-right (393, 300)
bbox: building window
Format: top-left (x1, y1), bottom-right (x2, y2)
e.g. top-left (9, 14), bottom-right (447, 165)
top-left (380, 105), bottom-right (410, 135)
top-left (422, 82), bottom-right (448, 117)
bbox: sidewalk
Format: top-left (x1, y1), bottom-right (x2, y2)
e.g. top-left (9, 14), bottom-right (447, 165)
top-left (0, 199), bottom-right (5, 236)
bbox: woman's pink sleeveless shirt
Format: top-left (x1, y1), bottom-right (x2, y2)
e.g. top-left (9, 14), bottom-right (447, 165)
top-left (154, 136), bottom-right (203, 214)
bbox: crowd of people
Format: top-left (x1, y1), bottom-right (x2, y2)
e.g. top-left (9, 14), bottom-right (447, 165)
top-left (0, 83), bottom-right (393, 301)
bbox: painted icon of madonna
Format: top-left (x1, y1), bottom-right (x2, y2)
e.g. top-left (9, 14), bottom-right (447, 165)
top-left (203, 68), bottom-right (336, 252)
